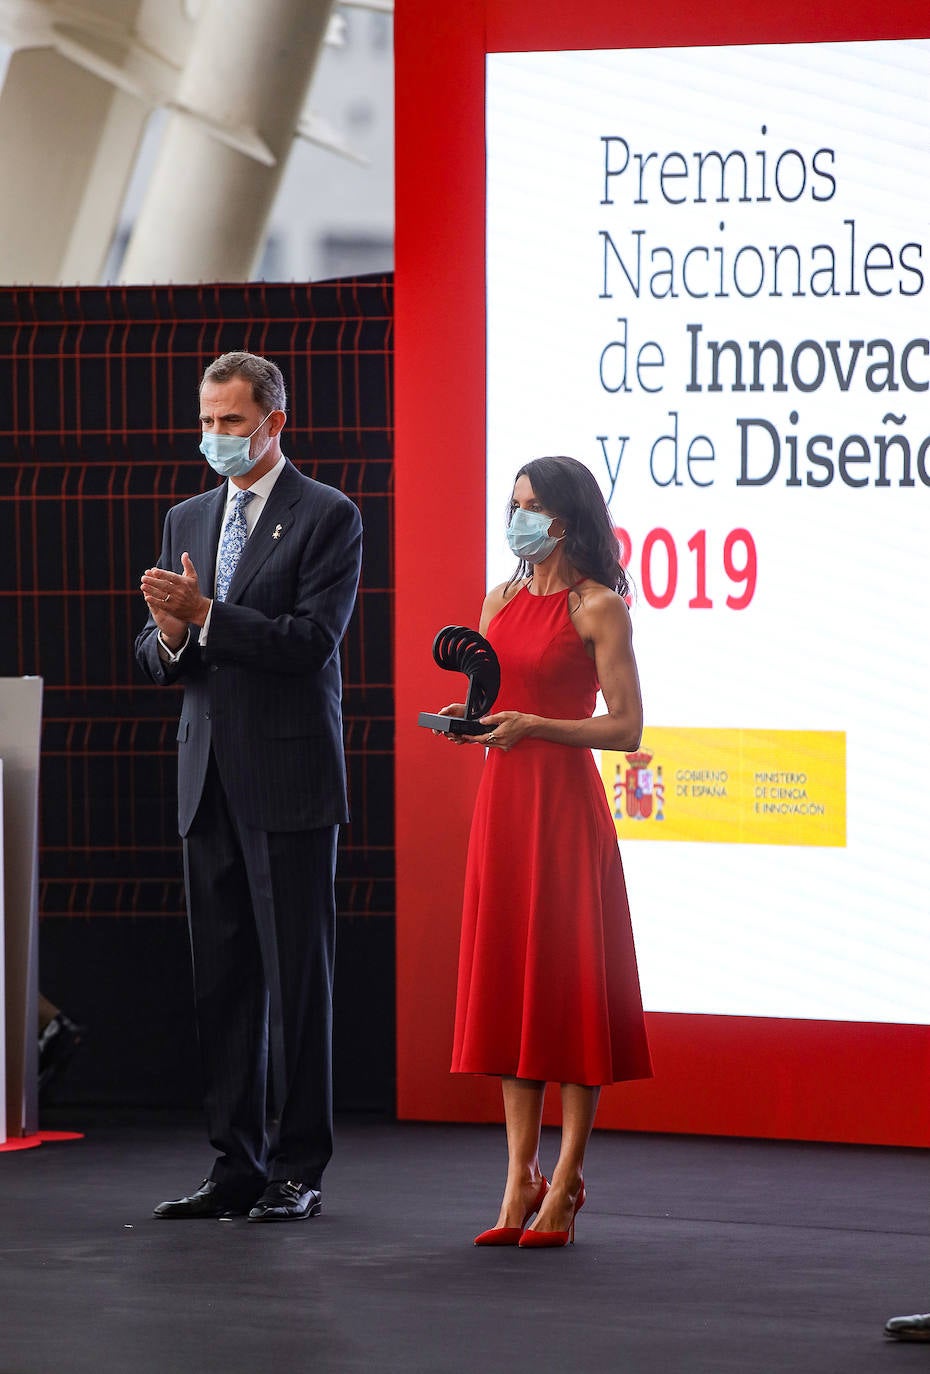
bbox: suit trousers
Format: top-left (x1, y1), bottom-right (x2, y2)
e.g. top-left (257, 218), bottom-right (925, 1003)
top-left (182, 751), bottom-right (337, 1192)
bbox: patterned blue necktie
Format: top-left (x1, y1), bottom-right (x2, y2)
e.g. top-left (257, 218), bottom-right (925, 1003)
top-left (215, 489), bottom-right (255, 602)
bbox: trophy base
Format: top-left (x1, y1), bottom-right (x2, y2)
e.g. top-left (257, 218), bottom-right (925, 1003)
top-left (418, 712), bottom-right (495, 735)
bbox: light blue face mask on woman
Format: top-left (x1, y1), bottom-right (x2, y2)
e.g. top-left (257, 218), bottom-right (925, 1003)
top-left (199, 415), bottom-right (270, 478)
top-left (506, 507), bottom-right (564, 564)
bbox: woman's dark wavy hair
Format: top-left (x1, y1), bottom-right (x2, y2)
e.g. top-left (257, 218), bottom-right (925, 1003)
top-left (506, 456), bottom-right (630, 597)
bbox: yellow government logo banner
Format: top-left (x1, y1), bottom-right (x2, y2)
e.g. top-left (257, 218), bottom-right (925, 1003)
top-left (601, 728), bottom-right (846, 847)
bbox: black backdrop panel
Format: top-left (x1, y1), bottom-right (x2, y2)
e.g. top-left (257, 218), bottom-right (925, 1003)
top-left (0, 278), bottom-right (395, 1110)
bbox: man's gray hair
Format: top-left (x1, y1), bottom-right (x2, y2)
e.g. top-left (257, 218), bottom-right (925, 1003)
top-left (201, 351), bottom-right (287, 414)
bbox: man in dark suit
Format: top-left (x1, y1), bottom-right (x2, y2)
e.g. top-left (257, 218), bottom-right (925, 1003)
top-left (136, 351), bottom-right (362, 1222)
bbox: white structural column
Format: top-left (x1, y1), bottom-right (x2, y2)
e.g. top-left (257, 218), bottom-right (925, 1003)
top-left (120, 0), bottom-right (335, 283)
top-left (0, 48), bottom-right (148, 283)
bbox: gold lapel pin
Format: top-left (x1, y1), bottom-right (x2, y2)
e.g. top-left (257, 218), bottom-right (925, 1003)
top-left (272, 524), bottom-right (283, 540)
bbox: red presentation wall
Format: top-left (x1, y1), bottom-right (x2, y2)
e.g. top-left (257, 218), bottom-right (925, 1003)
top-left (394, 0), bottom-right (930, 1145)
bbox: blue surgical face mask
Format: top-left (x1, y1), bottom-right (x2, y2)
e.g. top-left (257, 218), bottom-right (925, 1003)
top-left (199, 415), bottom-right (271, 478)
top-left (506, 507), bottom-right (563, 564)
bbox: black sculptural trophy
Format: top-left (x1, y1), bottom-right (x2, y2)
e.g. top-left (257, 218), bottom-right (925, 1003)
top-left (418, 625), bottom-right (501, 735)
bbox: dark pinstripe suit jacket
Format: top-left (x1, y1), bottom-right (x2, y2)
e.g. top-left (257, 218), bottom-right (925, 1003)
top-left (135, 460), bottom-right (362, 836)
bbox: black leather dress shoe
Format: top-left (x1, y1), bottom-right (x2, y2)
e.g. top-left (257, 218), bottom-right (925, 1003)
top-left (248, 1180), bottom-right (322, 1222)
top-left (153, 1180), bottom-right (259, 1219)
top-left (885, 1313), bottom-right (930, 1342)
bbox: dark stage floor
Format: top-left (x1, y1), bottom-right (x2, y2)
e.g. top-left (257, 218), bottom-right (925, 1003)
top-left (1, 1111), bottom-right (927, 1373)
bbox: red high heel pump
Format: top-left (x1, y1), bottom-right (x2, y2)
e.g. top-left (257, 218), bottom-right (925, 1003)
top-left (473, 1177), bottom-right (550, 1246)
top-left (518, 1184), bottom-right (586, 1248)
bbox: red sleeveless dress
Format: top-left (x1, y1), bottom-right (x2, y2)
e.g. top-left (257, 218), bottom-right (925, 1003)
top-left (451, 584), bottom-right (652, 1086)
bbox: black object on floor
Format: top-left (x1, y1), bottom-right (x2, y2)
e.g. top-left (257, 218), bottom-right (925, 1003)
top-left (1, 1112), bottom-right (927, 1374)
top-left (38, 1012), bottom-right (87, 1098)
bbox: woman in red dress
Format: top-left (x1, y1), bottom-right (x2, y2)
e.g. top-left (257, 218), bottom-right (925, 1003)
top-left (439, 456), bottom-right (652, 1248)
